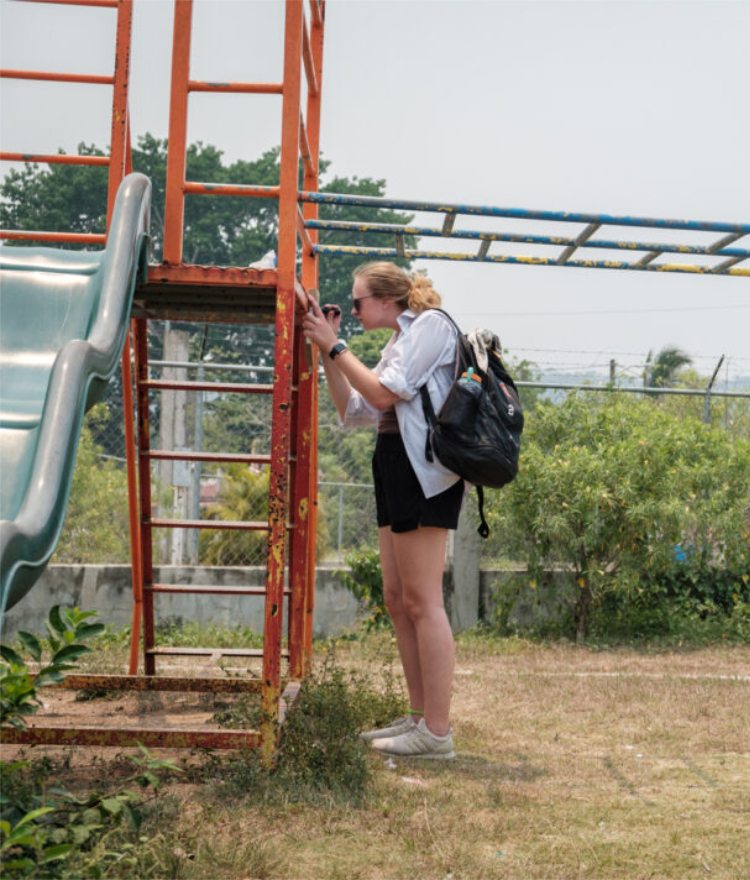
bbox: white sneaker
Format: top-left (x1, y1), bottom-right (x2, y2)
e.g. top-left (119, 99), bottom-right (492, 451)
top-left (371, 718), bottom-right (456, 760)
top-left (360, 714), bottom-right (416, 742)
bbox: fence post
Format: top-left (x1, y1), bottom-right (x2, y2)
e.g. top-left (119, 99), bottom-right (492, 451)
top-left (159, 327), bottom-right (190, 565)
top-left (704, 355), bottom-right (725, 424)
top-left (189, 363), bottom-right (204, 564)
top-left (337, 485), bottom-right (344, 561)
top-left (442, 494), bottom-right (482, 634)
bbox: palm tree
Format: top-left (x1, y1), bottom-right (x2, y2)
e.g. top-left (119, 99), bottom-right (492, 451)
top-left (199, 463), bottom-right (269, 566)
top-left (644, 346), bottom-right (693, 388)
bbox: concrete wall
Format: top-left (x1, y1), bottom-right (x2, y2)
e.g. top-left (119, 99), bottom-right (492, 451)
top-left (1, 564), bottom-right (361, 640)
top-left (480, 566), bottom-right (576, 630)
top-left (2, 560), bottom-right (569, 641)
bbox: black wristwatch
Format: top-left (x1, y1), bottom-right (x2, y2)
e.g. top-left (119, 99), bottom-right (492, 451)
top-left (329, 341), bottom-right (348, 361)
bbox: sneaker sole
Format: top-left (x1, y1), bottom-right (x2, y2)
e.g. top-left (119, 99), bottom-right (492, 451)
top-left (403, 751), bottom-right (456, 761)
top-left (360, 726), bottom-right (413, 742)
top-left (372, 746), bottom-right (456, 760)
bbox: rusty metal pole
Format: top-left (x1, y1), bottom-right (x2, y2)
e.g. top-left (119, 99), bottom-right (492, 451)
top-left (106, 0), bottom-right (132, 225)
top-left (133, 319), bottom-right (157, 675)
top-left (102, 0), bottom-right (142, 674)
top-left (304, 0), bottom-right (324, 670)
top-left (163, 0), bottom-right (193, 264)
top-left (289, 0), bottom-right (325, 678)
top-left (122, 322), bottom-right (144, 675)
top-left (260, 0), bottom-right (304, 766)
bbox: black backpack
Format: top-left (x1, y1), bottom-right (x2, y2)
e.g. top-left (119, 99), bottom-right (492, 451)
top-left (419, 310), bottom-right (524, 538)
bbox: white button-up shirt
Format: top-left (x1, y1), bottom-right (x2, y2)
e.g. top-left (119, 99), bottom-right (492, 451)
top-left (340, 308), bottom-right (461, 498)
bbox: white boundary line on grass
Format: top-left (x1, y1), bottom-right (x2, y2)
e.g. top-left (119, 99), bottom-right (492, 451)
top-left (501, 671), bottom-right (750, 682)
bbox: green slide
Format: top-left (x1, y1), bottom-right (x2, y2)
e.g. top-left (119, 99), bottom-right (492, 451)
top-left (0, 173), bottom-right (151, 624)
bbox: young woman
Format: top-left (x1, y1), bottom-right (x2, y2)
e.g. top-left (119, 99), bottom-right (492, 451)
top-left (301, 262), bottom-right (463, 760)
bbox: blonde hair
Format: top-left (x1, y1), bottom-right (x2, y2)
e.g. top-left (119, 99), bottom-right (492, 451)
top-left (353, 262), bottom-right (441, 313)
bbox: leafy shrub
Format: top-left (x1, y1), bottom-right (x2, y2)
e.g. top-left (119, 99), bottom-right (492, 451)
top-left (340, 549), bottom-right (390, 630)
top-left (489, 394), bottom-right (750, 641)
top-left (1, 747), bottom-right (181, 880)
top-left (54, 406), bottom-right (130, 564)
top-left (1, 607), bottom-right (105, 730)
top-left (1, 608), bottom-right (181, 878)
top-left (202, 651), bottom-right (406, 806)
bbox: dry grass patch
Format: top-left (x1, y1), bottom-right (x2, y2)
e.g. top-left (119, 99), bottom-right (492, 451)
top-left (6, 634), bottom-right (749, 879)
top-left (264, 637), bottom-right (750, 879)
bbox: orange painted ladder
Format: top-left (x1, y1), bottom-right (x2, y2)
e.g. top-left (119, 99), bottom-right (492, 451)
top-left (0, 0), bottom-right (325, 764)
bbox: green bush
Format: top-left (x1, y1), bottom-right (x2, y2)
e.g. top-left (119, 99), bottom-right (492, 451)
top-left (54, 406), bottom-right (130, 564)
top-left (1, 608), bottom-right (181, 879)
top-left (1, 607), bottom-right (106, 729)
top-left (200, 651), bottom-right (406, 807)
top-left (489, 393), bottom-right (750, 641)
top-left (340, 549), bottom-right (390, 630)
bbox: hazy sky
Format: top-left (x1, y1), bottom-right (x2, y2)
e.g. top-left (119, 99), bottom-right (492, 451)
top-left (2, 0), bottom-right (748, 382)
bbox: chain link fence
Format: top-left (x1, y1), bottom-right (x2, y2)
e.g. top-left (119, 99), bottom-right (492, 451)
top-left (56, 323), bottom-right (379, 567)
top-left (54, 322), bottom-right (750, 569)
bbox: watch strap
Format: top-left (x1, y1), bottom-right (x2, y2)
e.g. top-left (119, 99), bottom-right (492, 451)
top-left (329, 342), bottom-right (348, 360)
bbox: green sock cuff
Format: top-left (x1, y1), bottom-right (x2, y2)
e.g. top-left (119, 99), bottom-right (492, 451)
top-left (408, 708), bottom-right (424, 716)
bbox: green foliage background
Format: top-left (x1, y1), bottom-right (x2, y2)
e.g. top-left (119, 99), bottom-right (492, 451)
top-left (489, 393), bottom-right (750, 640)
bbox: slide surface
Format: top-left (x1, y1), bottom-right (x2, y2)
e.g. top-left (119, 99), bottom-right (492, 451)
top-left (0, 173), bottom-right (151, 622)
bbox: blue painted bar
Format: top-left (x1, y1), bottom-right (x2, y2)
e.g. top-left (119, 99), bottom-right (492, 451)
top-left (299, 190), bottom-right (750, 235)
top-left (304, 219), bottom-right (750, 259)
top-left (312, 244), bottom-right (750, 276)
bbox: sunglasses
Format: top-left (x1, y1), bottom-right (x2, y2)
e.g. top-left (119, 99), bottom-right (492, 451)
top-left (352, 294), bottom-right (376, 313)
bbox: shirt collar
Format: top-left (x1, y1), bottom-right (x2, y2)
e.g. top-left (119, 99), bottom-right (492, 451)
top-left (396, 308), bottom-right (417, 331)
top-left (380, 309), bottom-right (417, 357)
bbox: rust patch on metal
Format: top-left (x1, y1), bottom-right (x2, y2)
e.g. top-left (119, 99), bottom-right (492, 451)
top-left (298, 497), bottom-right (309, 521)
top-left (58, 674), bottom-right (263, 694)
top-left (0, 726), bottom-right (261, 750)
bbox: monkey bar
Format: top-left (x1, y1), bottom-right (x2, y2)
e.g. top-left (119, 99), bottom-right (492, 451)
top-left (300, 192), bottom-right (750, 277)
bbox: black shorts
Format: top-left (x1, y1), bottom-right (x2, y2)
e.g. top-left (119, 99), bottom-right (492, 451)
top-left (372, 433), bottom-right (464, 533)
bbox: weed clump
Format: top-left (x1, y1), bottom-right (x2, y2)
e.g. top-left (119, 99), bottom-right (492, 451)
top-left (202, 652), bottom-right (406, 806)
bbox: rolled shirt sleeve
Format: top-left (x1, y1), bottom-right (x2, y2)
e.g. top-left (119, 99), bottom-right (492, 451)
top-left (340, 387), bottom-right (380, 428)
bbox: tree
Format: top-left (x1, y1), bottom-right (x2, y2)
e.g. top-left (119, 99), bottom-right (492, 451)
top-left (644, 346), bottom-right (693, 388)
top-left (198, 464), bottom-right (270, 566)
top-left (1, 136), bottom-right (419, 458)
top-left (198, 462), bottom-right (333, 564)
top-left (489, 393), bottom-right (750, 641)
top-left (53, 405), bottom-right (130, 564)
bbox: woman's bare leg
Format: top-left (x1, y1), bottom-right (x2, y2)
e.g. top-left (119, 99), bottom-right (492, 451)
top-left (379, 526), bottom-right (424, 718)
top-left (390, 526), bottom-right (454, 737)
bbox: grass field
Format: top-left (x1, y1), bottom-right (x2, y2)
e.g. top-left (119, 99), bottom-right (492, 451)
top-left (6, 631), bottom-right (750, 879)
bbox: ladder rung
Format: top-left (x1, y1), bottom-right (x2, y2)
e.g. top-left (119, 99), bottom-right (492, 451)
top-left (0, 231), bottom-right (106, 245)
top-left (183, 182), bottom-right (280, 200)
top-left (61, 674), bottom-right (263, 694)
top-left (0, 726), bottom-right (261, 751)
top-left (0, 151), bottom-right (110, 166)
top-left (149, 584), bottom-right (292, 597)
top-left (150, 518), bottom-right (276, 531)
top-left (187, 80), bottom-right (283, 95)
top-left (141, 380), bottom-right (275, 394)
top-left (0, 68), bottom-right (114, 85)
top-left (147, 451), bottom-right (272, 465)
top-left (30, 1), bottom-right (119, 7)
top-left (148, 647), bottom-right (290, 659)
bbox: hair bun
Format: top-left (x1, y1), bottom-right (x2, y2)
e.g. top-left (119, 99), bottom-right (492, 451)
top-left (407, 273), bottom-right (441, 313)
